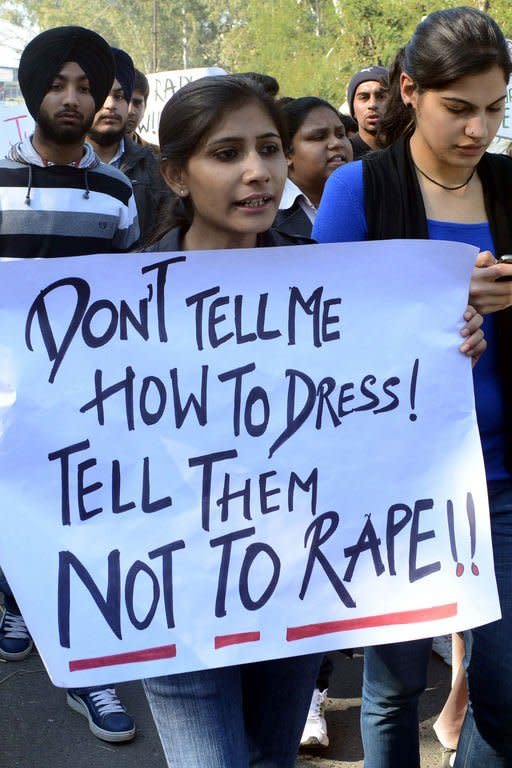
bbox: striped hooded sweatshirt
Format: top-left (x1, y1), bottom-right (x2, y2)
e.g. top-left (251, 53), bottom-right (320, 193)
top-left (0, 137), bottom-right (139, 258)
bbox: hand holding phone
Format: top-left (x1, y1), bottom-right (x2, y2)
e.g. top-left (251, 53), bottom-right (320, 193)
top-left (496, 255), bottom-right (512, 281)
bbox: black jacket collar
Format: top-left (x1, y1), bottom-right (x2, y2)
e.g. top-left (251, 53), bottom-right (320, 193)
top-left (144, 226), bottom-right (314, 252)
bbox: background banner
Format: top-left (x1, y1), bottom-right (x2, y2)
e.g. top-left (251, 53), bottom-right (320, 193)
top-left (0, 104), bottom-right (34, 157)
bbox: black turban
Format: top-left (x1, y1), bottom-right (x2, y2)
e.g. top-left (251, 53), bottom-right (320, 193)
top-left (18, 26), bottom-right (115, 119)
top-left (111, 48), bottom-right (135, 103)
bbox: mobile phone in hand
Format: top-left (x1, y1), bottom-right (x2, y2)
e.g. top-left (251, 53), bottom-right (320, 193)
top-left (497, 254), bottom-right (512, 281)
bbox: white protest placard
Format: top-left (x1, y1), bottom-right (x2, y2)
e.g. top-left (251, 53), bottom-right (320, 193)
top-left (0, 104), bottom-right (34, 157)
top-left (140, 66), bottom-right (227, 144)
top-left (0, 240), bottom-right (499, 687)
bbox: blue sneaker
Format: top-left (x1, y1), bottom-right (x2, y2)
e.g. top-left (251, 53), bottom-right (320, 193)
top-left (0, 605), bottom-right (33, 660)
top-left (67, 686), bottom-right (136, 743)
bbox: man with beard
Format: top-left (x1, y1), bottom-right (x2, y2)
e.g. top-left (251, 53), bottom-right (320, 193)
top-left (346, 66), bottom-right (389, 159)
top-left (88, 48), bottom-right (169, 243)
top-left (0, 28), bottom-right (139, 257)
top-left (0, 25), bottom-right (138, 744)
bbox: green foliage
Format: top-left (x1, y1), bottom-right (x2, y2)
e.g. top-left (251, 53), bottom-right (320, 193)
top-left (1, 0), bottom-right (221, 73)
top-left (3, 0), bottom-right (512, 102)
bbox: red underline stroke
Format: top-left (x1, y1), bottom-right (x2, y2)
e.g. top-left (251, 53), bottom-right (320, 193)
top-left (215, 631), bottom-right (261, 649)
top-left (69, 643), bottom-right (177, 671)
top-left (286, 603), bottom-right (458, 641)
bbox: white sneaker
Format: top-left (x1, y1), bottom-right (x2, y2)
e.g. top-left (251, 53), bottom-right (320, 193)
top-left (432, 635), bottom-right (452, 666)
top-left (300, 688), bottom-right (329, 748)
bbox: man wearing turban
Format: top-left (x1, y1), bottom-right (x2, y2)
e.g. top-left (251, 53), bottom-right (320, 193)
top-left (0, 25), bottom-right (139, 745)
top-left (0, 25), bottom-right (139, 256)
top-left (87, 47), bottom-right (170, 243)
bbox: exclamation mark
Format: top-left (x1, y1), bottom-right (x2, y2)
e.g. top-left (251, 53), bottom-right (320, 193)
top-left (409, 358), bottom-right (419, 422)
top-left (447, 499), bottom-right (464, 576)
top-left (467, 492), bottom-right (479, 575)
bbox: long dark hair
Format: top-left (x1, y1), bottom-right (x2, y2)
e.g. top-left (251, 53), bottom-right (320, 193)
top-left (379, 6), bottom-right (512, 147)
top-left (146, 75), bottom-right (288, 244)
top-left (281, 96), bottom-right (342, 155)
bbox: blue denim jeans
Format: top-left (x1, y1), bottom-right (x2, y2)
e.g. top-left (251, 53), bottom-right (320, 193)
top-left (361, 487), bottom-right (512, 768)
top-left (144, 652), bottom-right (322, 768)
top-left (361, 637), bottom-right (431, 768)
top-left (454, 490), bottom-right (512, 767)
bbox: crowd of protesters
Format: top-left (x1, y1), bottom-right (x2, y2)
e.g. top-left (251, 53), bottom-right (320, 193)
top-left (1, 6), bottom-right (512, 768)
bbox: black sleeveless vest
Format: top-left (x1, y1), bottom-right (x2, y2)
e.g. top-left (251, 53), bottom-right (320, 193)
top-left (362, 136), bottom-right (512, 472)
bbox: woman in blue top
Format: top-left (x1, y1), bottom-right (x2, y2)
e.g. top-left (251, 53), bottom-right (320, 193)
top-left (314, 7), bottom-right (512, 768)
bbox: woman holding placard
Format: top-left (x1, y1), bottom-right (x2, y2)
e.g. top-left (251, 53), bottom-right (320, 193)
top-left (140, 74), bottom-right (322, 768)
top-left (313, 6), bottom-right (512, 768)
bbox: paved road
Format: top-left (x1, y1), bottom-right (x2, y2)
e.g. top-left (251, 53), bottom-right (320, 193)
top-left (1, 647), bottom-right (450, 767)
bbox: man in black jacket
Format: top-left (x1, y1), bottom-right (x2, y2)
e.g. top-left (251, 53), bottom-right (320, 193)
top-left (88, 48), bottom-right (170, 243)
